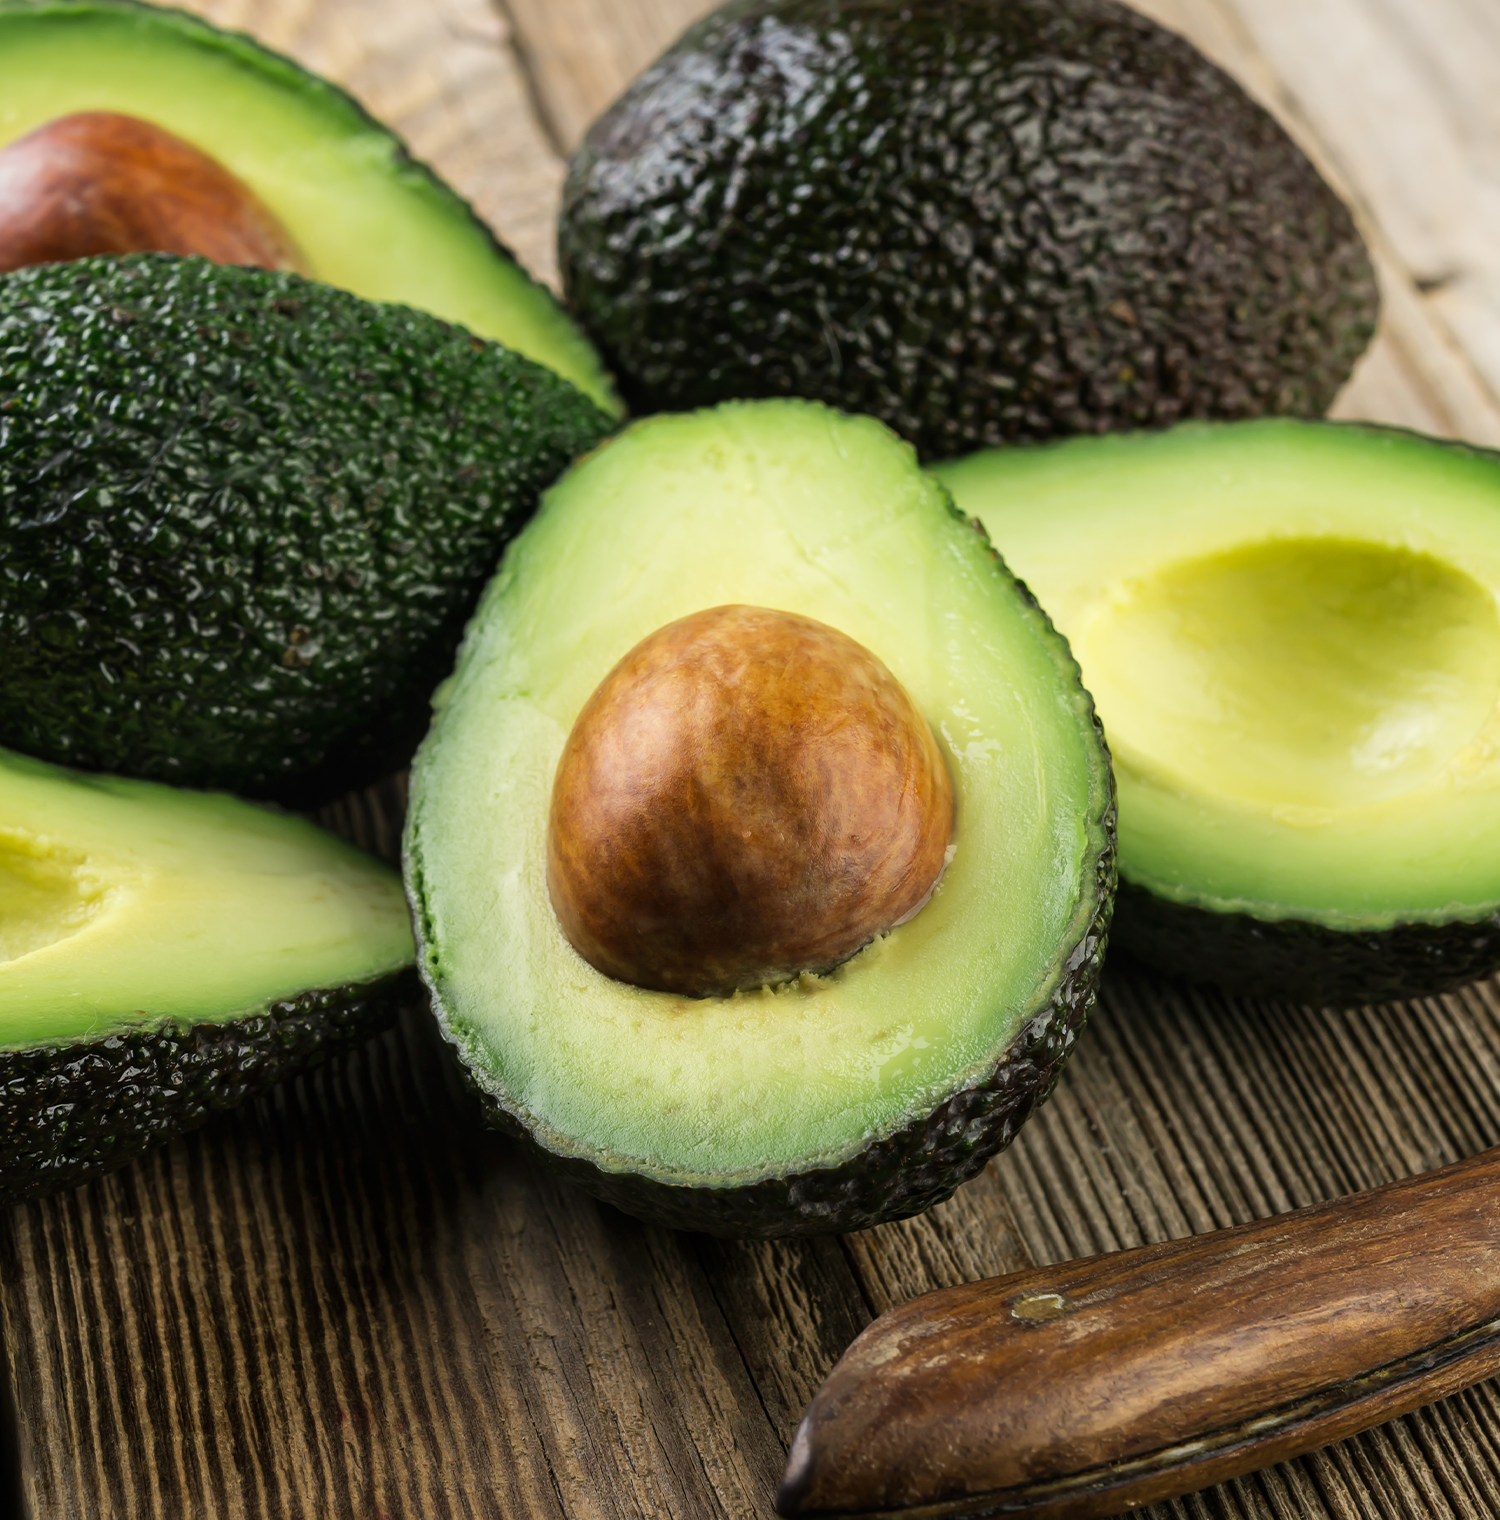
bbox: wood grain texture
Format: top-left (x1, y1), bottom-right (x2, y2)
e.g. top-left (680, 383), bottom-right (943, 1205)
top-left (7, 1), bottom-right (1500, 1518)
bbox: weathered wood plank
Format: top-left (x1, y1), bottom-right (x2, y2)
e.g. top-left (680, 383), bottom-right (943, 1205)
top-left (1209, 0), bottom-right (1500, 286)
top-left (495, 0), bottom-right (715, 152)
top-left (0, 998), bottom-right (799, 1519)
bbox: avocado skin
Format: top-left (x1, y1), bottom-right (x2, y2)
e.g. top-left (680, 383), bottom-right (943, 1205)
top-left (1114, 883), bottom-right (1500, 1008)
top-left (0, 968), bottom-right (416, 1207)
top-left (0, 255), bottom-right (614, 802)
top-left (559, 0), bottom-right (1377, 460)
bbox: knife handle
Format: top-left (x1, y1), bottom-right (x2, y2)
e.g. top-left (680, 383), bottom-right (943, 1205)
top-left (779, 1146), bottom-right (1500, 1520)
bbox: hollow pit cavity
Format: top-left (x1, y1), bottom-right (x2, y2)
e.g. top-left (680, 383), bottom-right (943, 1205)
top-left (0, 834), bottom-right (107, 962)
top-left (1078, 537), bottom-right (1500, 811)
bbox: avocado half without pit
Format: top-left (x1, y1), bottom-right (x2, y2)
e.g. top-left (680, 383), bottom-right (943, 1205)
top-left (404, 400), bottom-right (1116, 1237)
top-left (937, 420), bottom-right (1500, 1005)
top-left (0, 0), bottom-right (613, 407)
top-left (0, 746), bottom-right (415, 1208)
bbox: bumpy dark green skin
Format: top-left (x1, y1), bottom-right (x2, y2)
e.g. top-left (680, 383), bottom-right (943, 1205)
top-left (0, 256), bottom-right (614, 802)
top-left (1114, 883), bottom-right (1500, 1008)
top-left (559, 0), bottom-right (1377, 460)
top-left (0, 969), bottom-right (416, 1207)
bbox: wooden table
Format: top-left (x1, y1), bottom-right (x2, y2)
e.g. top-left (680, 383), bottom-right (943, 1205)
top-left (6, 0), bottom-right (1500, 1515)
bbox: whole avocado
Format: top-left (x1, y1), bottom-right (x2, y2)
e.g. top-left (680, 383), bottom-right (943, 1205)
top-left (559, 0), bottom-right (1378, 459)
top-left (0, 254), bottom-right (614, 802)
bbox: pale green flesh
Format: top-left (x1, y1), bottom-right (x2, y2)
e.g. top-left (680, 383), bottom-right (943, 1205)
top-left (936, 420), bottom-right (1500, 926)
top-left (0, 747), bottom-right (415, 1050)
top-left (407, 401), bottom-right (1106, 1185)
top-left (0, 4), bottom-right (616, 410)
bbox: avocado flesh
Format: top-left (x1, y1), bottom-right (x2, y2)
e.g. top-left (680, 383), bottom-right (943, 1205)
top-left (0, 0), bottom-right (615, 411)
top-left (405, 400), bottom-right (1115, 1235)
top-left (936, 420), bottom-right (1500, 1002)
top-left (0, 254), bottom-right (615, 800)
top-left (0, 745), bottom-right (415, 1204)
top-left (559, 0), bottom-right (1375, 458)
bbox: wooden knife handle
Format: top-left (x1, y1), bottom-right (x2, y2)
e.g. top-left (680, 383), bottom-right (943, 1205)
top-left (778, 1146), bottom-right (1500, 1519)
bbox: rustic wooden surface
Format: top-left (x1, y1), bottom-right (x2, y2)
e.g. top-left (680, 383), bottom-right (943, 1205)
top-left (5, 0), bottom-right (1500, 1517)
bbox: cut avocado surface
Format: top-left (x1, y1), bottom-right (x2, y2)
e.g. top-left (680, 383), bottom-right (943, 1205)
top-left (405, 400), bottom-right (1115, 1236)
top-left (560, 0), bottom-right (1375, 458)
top-left (937, 420), bottom-right (1500, 1003)
top-left (0, 746), bottom-right (415, 1205)
top-left (0, 0), bottom-right (615, 409)
top-left (0, 254), bottom-right (615, 800)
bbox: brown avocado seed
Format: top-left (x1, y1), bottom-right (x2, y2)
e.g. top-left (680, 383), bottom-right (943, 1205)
top-left (0, 111), bottom-right (306, 273)
top-left (547, 604), bottom-right (955, 998)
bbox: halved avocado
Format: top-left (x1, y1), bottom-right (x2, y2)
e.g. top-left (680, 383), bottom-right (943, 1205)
top-left (936, 420), bottom-right (1500, 1004)
top-left (404, 400), bottom-right (1115, 1237)
top-left (0, 746), bottom-right (415, 1206)
top-left (0, 0), bottom-right (615, 410)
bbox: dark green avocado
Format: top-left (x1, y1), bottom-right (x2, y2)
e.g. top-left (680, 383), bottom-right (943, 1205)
top-left (404, 399), bottom-right (1115, 1237)
top-left (0, 745), bottom-right (415, 1207)
top-left (559, 0), bottom-right (1377, 460)
top-left (0, 254), bottom-right (614, 802)
top-left (0, 0), bottom-right (615, 410)
top-left (936, 420), bottom-right (1500, 1006)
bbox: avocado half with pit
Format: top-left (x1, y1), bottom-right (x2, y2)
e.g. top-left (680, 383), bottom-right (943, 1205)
top-left (0, 745), bottom-right (415, 1207)
top-left (404, 400), bottom-right (1115, 1237)
top-left (0, 0), bottom-right (614, 410)
top-left (0, 254), bottom-right (614, 801)
top-left (937, 421), bottom-right (1500, 1005)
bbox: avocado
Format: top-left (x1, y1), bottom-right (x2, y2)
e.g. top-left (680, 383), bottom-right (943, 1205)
top-left (404, 400), bottom-right (1115, 1237)
top-left (0, 254), bottom-right (615, 801)
top-left (936, 420), bottom-right (1500, 1005)
top-left (558, 0), bottom-right (1377, 461)
top-left (0, 745), bottom-right (415, 1207)
top-left (0, 0), bottom-right (615, 411)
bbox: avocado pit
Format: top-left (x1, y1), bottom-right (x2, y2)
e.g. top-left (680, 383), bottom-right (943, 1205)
top-left (0, 111), bottom-right (305, 273)
top-left (546, 604), bottom-right (955, 998)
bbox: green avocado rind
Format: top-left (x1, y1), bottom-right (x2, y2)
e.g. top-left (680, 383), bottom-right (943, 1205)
top-left (405, 399), bottom-right (1117, 1237)
top-left (559, 0), bottom-right (1377, 460)
top-left (0, 0), bottom-right (616, 409)
top-left (937, 419), bottom-right (1500, 1006)
top-left (0, 254), bottom-right (615, 801)
top-left (1112, 885), bottom-right (1500, 1008)
top-left (0, 969), bottom-right (413, 1208)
